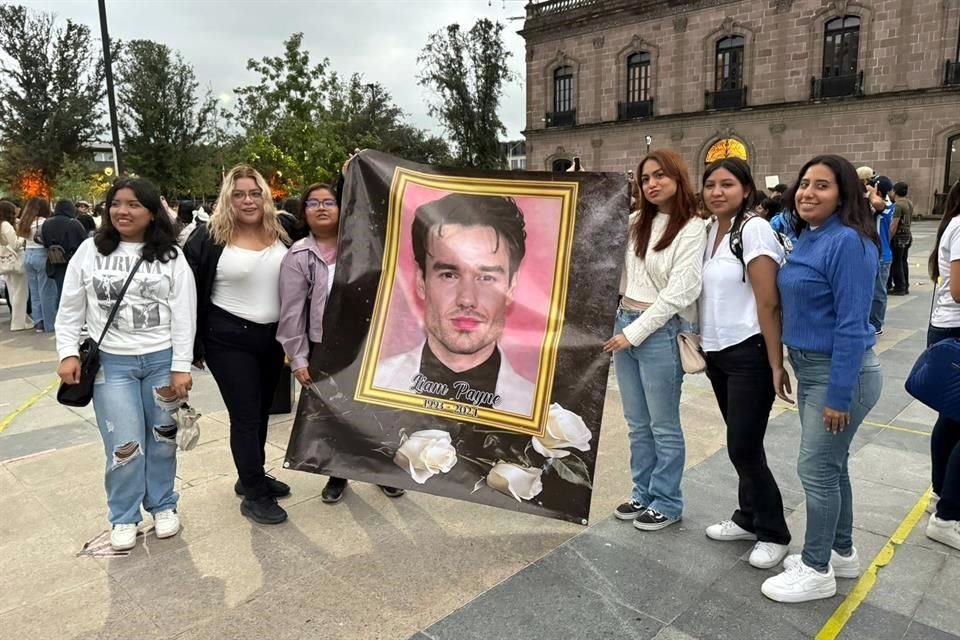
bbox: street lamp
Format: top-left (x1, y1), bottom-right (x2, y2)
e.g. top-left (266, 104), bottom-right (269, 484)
top-left (645, 135), bottom-right (653, 154)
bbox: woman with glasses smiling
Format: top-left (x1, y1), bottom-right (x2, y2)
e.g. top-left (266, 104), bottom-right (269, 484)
top-left (185, 164), bottom-right (297, 525)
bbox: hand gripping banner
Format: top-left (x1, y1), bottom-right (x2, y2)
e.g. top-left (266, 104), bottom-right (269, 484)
top-left (284, 150), bottom-right (629, 524)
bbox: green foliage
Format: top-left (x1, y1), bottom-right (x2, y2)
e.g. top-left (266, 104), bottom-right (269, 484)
top-left (417, 19), bottom-right (514, 169)
top-left (51, 154), bottom-right (96, 201)
top-left (0, 5), bottom-right (105, 190)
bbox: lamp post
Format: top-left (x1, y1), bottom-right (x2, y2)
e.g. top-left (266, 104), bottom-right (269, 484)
top-left (98, 0), bottom-right (123, 174)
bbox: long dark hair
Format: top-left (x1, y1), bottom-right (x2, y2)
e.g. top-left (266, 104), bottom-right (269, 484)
top-left (16, 197), bottom-right (51, 238)
top-left (930, 180), bottom-right (960, 281)
top-left (783, 154), bottom-right (879, 246)
top-left (632, 149), bottom-right (699, 259)
top-left (702, 157), bottom-right (759, 225)
top-left (95, 178), bottom-right (178, 262)
top-left (0, 200), bottom-right (15, 227)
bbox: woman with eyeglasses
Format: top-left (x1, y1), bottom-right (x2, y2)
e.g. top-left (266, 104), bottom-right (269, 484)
top-left (185, 165), bottom-right (297, 525)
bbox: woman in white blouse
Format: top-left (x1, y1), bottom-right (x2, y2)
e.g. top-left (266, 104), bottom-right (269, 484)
top-left (603, 149), bottom-right (707, 531)
top-left (698, 158), bottom-right (793, 569)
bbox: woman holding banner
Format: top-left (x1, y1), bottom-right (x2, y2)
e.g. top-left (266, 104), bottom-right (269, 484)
top-left (603, 149), bottom-right (706, 531)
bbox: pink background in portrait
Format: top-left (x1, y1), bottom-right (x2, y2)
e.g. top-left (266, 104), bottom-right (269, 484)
top-left (376, 183), bottom-right (564, 383)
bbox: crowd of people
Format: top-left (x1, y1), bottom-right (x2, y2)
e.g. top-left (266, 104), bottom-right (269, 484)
top-left (0, 149), bottom-right (956, 608)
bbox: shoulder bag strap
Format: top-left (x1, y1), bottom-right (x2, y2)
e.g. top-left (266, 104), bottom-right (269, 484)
top-left (96, 256), bottom-right (145, 345)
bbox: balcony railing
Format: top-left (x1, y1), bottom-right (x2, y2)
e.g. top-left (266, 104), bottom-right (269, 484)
top-left (811, 71), bottom-right (863, 99)
top-left (945, 60), bottom-right (960, 86)
top-left (545, 110), bottom-right (577, 128)
top-left (705, 86), bottom-right (747, 110)
top-left (617, 99), bottom-right (654, 120)
top-left (527, 0), bottom-right (600, 18)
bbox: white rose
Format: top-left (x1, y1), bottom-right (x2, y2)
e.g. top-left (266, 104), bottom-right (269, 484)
top-left (531, 403), bottom-right (592, 459)
top-left (486, 462), bottom-right (544, 502)
top-left (393, 429), bottom-right (458, 484)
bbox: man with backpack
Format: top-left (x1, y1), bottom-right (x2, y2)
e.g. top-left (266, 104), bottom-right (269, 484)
top-left (888, 182), bottom-right (913, 295)
top-left (40, 199), bottom-right (87, 310)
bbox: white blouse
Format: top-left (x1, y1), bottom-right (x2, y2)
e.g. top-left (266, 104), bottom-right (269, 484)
top-left (212, 240), bottom-right (287, 324)
top-left (932, 216), bottom-right (960, 328)
top-left (700, 217), bottom-right (785, 352)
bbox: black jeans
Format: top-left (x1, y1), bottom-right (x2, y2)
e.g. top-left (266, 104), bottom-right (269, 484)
top-left (705, 334), bottom-right (791, 544)
top-left (204, 304), bottom-right (286, 499)
top-left (890, 241), bottom-right (910, 293)
top-left (927, 324), bottom-right (960, 520)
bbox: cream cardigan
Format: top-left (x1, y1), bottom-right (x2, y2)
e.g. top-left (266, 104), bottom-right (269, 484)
top-left (619, 212), bottom-right (707, 346)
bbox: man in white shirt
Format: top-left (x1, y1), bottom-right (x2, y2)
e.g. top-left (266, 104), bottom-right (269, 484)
top-left (374, 193), bottom-right (536, 417)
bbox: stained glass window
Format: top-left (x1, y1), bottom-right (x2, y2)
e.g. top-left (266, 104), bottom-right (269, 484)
top-left (705, 139), bottom-right (748, 163)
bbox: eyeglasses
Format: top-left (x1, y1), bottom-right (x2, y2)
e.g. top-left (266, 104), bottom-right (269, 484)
top-left (231, 190), bottom-right (264, 201)
top-left (306, 198), bottom-right (337, 210)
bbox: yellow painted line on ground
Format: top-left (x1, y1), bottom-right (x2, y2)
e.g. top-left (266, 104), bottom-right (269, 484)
top-left (0, 378), bottom-right (59, 435)
top-left (815, 487), bottom-right (932, 640)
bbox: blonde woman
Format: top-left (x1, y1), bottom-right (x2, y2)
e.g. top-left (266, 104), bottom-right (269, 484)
top-left (185, 165), bottom-right (296, 525)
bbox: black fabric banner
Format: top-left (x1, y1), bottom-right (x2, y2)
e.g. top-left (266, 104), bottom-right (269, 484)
top-left (284, 150), bottom-right (628, 524)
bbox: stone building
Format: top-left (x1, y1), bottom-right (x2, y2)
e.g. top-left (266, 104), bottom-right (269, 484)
top-left (520, 0), bottom-right (960, 213)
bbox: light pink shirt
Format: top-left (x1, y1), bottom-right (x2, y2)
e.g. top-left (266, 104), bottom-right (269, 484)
top-left (276, 236), bottom-right (337, 371)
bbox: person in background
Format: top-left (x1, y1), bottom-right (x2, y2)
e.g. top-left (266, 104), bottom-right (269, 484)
top-left (77, 212), bottom-right (97, 238)
top-left (699, 158), bottom-right (792, 570)
top-left (0, 201), bottom-right (31, 330)
top-left (279, 196), bottom-right (307, 243)
top-left (761, 155), bottom-right (881, 604)
top-left (604, 149), bottom-right (706, 532)
top-left (869, 176), bottom-right (894, 335)
top-left (76, 200), bottom-right (92, 216)
top-left (771, 183), bottom-right (788, 203)
top-left (40, 199), bottom-right (87, 303)
top-left (924, 179), bottom-right (960, 551)
top-left (16, 197), bottom-right (57, 332)
top-left (759, 197), bottom-right (780, 221)
top-left (889, 182), bottom-right (914, 296)
top-left (176, 200), bottom-right (197, 247)
top-left (56, 177), bottom-right (196, 551)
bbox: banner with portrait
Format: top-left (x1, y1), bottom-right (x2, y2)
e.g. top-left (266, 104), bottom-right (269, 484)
top-left (284, 150), bottom-right (629, 524)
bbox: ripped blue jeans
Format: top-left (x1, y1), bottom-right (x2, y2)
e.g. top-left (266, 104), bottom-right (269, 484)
top-left (93, 348), bottom-right (180, 525)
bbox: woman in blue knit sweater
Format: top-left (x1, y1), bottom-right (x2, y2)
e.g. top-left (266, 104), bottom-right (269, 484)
top-left (761, 155), bottom-right (882, 604)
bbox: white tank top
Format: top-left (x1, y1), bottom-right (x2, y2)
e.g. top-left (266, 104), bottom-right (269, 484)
top-left (212, 240), bottom-right (287, 324)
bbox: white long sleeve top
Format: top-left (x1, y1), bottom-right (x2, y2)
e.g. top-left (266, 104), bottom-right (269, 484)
top-left (619, 212), bottom-right (707, 346)
top-left (56, 239), bottom-right (197, 371)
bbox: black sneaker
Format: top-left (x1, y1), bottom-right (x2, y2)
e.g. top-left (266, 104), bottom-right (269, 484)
top-left (233, 474), bottom-right (291, 499)
top-left (633, 507), bottom-right (679, 531)
top-left (379, 485), bottom-right (405, 498)
top-left (321, 477), bottom-right (348, 504)
top-left (614, 499), bottom-right (647, 520)
top-left (240, 496), bottom-right (288, 525)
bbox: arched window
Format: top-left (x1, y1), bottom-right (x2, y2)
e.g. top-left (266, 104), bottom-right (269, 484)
top-left (946, 133), bottom-right (960, 191)
top-left (626, 52), bottom-right (651, 103)
top-left (823, 16), bottom-right (860, 78)
top-left (705, 138), bottom-right (748, 164)
top-left (553, 66), bottom-right (573, 113)
top-left (552, 158), bottom-right (573, 172)
top-left (715, 36), bottom-right (745, 91)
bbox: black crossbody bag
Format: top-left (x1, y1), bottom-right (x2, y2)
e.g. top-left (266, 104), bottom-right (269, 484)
top-left (57, 257), bottom-right (144, 407)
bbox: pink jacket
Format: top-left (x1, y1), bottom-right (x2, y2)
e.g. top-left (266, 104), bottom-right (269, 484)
top-left (276, 236), bottom-right (337, 371)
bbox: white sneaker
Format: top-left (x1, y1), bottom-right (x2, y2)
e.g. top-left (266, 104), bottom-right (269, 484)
top-left (927, 493), bottom-right (940, 515)
top-left (749, 541), bottom-right (789, 569)
top-left (110, 523), bottom-right (138, 550)
top-left (926, 515), bottom-right (960, 551)
top-left (154, 510), bottom-right (181, 539)
top-left (783, 548), bottom-right (860, 579)
top-left (761, 559), bottom-right (836, 603)
top-left (705, 520), bottom-right (756, 541)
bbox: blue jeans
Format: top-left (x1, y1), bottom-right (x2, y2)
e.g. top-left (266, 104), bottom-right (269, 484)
top-left (613, 308), bottom-right (685, 519)
top-left (790, 348), bottom-right (882, 570)
top-left (869, 261), bottom-right (892, 332)
top-left (93, 348), bottom-right (180, 525)
top-left (23, 247), bottom-right (58, 332)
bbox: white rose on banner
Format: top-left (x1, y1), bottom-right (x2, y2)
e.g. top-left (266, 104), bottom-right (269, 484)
top-left (393, 429), bottom-right (458, 484)
top-left (486, 462), bottom-right (544, 502)
top-left (531, 403), bottom-right (592, 458)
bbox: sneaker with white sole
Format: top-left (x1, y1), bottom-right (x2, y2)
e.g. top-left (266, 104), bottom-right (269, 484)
top-left (927, 493), bottom-right (940, 515)
top-left (614, 499), bottom-right (647, 521)
top-left (749, 541), bottom-right (789, 569)
top-left (110, 523), bottom-right (139, 551)
top-left (154, 510), bottom-right (181, 539)
top-left (706, 519), bottom-right (756, 541)
top-left (926, 514), bottom-right (960, 551)
top-left (761, 559), bottom-right (836, 603)
top-left (633, 508), bottom-right (679, 531)
top-left (783, 548), bottom-right (860, 579)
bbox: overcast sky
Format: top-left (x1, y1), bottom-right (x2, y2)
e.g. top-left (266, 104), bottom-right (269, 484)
top-left (25, 0), bottom-right (529, 140)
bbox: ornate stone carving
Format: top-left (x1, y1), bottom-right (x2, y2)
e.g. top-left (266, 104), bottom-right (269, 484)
top-left (555, 146), bottom-right (566, 154)
top-left (769, 122), bottom-right (787, 135)
top-left (824, 0), bottom-right (850, 14)
top-left (630, 34), bottom-right (647, 52)
top-left (591, 138), bottom-right (603, 148)
top-left (592, 36), bottom-right (605, 49)
top-left (554, 50), bottom-right (568, 66)
top-left (887, 111), bottom-right (908, 126)
top-left (673, 15), bottom-right (688, 33)
top-left (526, 47), bottom-right (535, 62)
top-left (773, 0), bottom-right (795, 13)
top-left (670, 129), bottom-right (684, 142)
top-left (720, 16), bottom-right (736, 35)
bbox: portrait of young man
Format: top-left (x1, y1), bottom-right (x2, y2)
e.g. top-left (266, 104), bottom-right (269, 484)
top-left (373, 192), bottom-right (536, 417)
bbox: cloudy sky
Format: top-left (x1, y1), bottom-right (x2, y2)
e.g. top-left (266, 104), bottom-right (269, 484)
top-left (25, 0), bottom-right (529, 140)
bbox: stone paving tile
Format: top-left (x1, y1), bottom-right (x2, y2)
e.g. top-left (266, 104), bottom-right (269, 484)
top-left (0, 420), bottom-right (98, 462)
top-left (849, 442), bottom-right (932, 493)
top-left (671, 585), bottom-right (811, 640)
top-left (904, 513), bottom-right (960, 559)
top-left (913, 556), bottom-right (960, 637)
top-left (836, 602), bottom-right (914, 640)
top-left (903, 621), bottom-right (960, 640)
top-left (865, 426), bottom-right (934, 456)
top-left (864, 543), bottom-right (946, 619)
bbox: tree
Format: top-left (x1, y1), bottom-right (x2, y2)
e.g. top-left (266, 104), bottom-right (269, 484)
top-left (417, 19), bottom-right (514, 169)
top-left (115, 39), bottom-right (216, 196)
top-left (0, 5), bottom-right (104, 195)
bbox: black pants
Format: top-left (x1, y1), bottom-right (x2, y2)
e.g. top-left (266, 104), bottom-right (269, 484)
top-left (927, 324), bottom-right (960, 520)
top-left (204, 304), bottom-right (286, 499)
top-left (705, 334), bottom-right (791, 544)
top-left (890, 241), bottom-right (910, 293)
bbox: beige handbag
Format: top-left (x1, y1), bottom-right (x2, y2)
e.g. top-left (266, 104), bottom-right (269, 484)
top-left (677, 332), bottom-right (706, 374)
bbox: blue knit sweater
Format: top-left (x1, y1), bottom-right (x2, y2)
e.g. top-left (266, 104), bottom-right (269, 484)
top-left (778, 214), bottom-right (879, 411)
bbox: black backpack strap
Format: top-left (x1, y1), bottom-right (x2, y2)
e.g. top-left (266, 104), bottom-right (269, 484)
top-left (729, 212), bottom-right (761, 282)
top-left (96, 256), bottom-right (145, 345)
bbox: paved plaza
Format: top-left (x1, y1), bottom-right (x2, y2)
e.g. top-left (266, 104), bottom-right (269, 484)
top-left (0, 221), bottom-right (958, 640)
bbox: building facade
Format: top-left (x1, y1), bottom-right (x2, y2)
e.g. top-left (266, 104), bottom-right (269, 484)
top-left (521, 0), bottom-right (960, 213)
